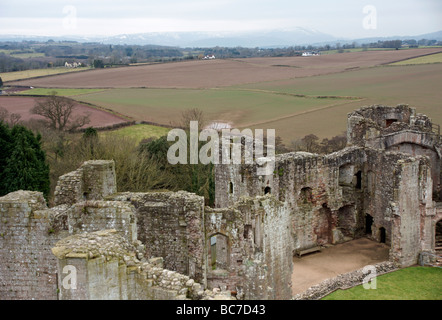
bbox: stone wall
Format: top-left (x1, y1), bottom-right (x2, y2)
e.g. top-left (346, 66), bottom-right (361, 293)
top-left (108, 191), bottom-right (206, 284)
top-left (390, 156), bottom-right (435, 266)
top-left (214, 147), bottom-right (369, 252)
top-left (0, 160), bottom-right (134, 300)
top-left (205, 196), bottom-right (293, 300)
top-left (214, 105), bottom-right (439, 269)
top-left (54, 160), bottom-right (117, 206)
top-left (55, 200), bottom-right (137, 243)
top-left (347, 104), bottom-right (441, 198)
top-left (0, 191), bottom-right (60, 300)
top-left (52, 229), bottom-right (232, 300)
top-left (293, 261), bottom-right (397, 300)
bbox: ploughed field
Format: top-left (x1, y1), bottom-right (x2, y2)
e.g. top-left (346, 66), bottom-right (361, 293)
top-left (7, 48), bottom-right (442, 88)
top-left (3, 48), bottom-right (442, 142)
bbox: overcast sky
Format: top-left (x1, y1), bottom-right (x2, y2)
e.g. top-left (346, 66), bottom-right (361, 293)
top-left (1, 0), bottom-right (441, 39)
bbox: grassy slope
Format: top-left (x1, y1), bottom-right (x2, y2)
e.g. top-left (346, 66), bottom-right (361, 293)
top-left (322, 266), bottom-right (442, 300)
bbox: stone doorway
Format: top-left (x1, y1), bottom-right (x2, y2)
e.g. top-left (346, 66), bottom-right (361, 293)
top-left (380, 227), bottom-right (386, 243)
top-left (366, 214), bottom-right (374, 235)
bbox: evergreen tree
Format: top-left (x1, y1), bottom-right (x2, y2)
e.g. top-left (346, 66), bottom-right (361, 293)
top-left (0, 124), bottom-right (50, 198)
top-left (0, 122), bottom-right (13, 195)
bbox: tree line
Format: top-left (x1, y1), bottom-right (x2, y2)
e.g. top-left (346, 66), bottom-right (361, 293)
top-left (1, 37), bottom-right (441, 73)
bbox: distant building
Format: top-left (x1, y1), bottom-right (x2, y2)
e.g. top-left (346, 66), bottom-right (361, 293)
top-left (302, 51), bottom-right (320, 57)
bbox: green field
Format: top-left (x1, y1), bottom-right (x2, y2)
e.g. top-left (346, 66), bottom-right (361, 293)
top-left (20, 87), bottom-right (106, 96)
top-left (322, 267), bottom-right (442, 300)
top-left (0, 49), bottom-right (45, 59)
top-left (390, 52), bottom-right (442, 65)
top-left (320, 47), bottom-right (401, 55)
top-left (78, 88), bottom-right (349, 131)
top-left (1, 67), bottom-right (90, 82)
top-left (233, 63), bottom-right (442, 141)
top-left (99, 124), bottom-right (170, 144)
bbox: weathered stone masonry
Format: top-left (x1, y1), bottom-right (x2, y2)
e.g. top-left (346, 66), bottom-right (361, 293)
top-left (0, 104), bottom-right (441, 300)
top-left (215, 104), bottom-right (440, 271)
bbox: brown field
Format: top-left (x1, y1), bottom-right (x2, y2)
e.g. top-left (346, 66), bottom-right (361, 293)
top-left (4, 48), bottom-right (442, 143)
top-left (6, 48), bottom-right (442, 89)
top-left (0, 96), bottom-right (128, 128)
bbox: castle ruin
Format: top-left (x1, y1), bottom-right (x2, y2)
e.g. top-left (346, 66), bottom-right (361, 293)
top-left (1, 105), bottom-right (441, 300)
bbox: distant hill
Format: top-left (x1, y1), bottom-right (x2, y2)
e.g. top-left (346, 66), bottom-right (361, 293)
top-left (0, 29), bottom-right (441, 48)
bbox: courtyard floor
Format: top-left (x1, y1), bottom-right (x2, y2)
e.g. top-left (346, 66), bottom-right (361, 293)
top-left (291, 237), bottom-right (390, 295)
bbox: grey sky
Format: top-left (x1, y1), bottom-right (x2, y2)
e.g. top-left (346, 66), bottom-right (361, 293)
top-left (0, 0), bottom-right (441, 38)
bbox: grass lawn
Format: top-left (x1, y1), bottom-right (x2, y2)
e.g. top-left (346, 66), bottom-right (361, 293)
top-left (99, 124), bottom-right (170, 144)
top-left (322, 267), bottom-right (442, 300)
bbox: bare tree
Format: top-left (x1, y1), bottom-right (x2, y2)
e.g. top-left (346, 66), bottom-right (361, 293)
top-left (178, 107), bottom-right (207, 131)
top-left (31, 92), bottom-right (91, 132)
top-left (0, 106), bottom-right (21, 126)
top-left (0, 106), bottom-right (8, 122)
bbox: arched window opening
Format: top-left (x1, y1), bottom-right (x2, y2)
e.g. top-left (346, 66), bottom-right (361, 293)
top-left (355, 171), bottom-right (362, 189)
top-left (299, 187), bottom-right (313, 204)
top-left (386, 119), bottom-right (398, 128)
